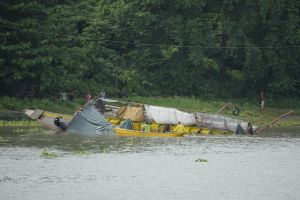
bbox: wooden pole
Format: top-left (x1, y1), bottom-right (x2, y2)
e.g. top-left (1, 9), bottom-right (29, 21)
top-left (216, 102), bottom-right (232, 114)
top-left (255, 110), bottom-right (293, 134)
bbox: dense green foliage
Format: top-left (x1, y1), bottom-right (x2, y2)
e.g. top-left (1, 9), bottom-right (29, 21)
top-left (1, 0), bottom-right (300, 99)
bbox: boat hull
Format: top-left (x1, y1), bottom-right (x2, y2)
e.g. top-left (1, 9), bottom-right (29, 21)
top-left (24, 109), bottom-right (72, 130)
top-left (106, 117), bottom-right (200, 133)
top-left (114, 128), bottom-right (186, 137)
top-left (25, 103), bottom-right (113, 134)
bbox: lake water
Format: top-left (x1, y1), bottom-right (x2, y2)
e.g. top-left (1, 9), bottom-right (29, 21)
top-left (0, 126), bottom-right (299, 200)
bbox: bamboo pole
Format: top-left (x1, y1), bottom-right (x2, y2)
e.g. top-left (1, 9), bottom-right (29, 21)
top-left (216, 102), bottom-right (232, 114)
top-left (255, 110), bottom-right (293, 134)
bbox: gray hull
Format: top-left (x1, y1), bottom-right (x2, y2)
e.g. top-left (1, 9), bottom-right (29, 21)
top-left (25, 103), bottom-right (113, 135)
top-left (195, 112), bottom-right (256, 132)
top-left (67, 103), bottom-right (113, 135)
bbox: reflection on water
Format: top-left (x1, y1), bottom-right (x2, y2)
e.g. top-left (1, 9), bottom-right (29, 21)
top-left (0, 126), bottom-right (299, 200)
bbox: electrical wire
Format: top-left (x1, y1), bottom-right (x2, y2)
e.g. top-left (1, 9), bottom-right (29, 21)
top-left (1, 23), bottom-right (300, 49)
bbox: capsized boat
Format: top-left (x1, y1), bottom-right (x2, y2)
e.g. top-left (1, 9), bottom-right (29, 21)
top-left (104, 103), bottom-right (201, 134)
top-left (67, 103), bottom-right (113, 134)
top-left (194, 112), bottom-right (257, 132)
top-left (103, 101), bottom-right (255, 134)
top-left (24, 109), bottom-right (72, 130)
top-left (25, 103), bottom-right (113, 135)
top-left (106, 117), bottom-right (201, 134)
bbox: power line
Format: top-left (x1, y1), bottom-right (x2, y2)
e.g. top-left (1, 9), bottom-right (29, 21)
top-left (102, 1), bottom-right (300, 24)
top-left (1, 23), bottom-right (300, 49)
top-left (114, 17), bottom-right (300, 25)
top-left (107, 15), bottom-right (300, 25)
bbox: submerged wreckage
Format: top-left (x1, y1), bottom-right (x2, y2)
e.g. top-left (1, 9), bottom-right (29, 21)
top-left (25, 102), bottom-right (113, 135)
top-left (24, 98), bottom-right (257, 136)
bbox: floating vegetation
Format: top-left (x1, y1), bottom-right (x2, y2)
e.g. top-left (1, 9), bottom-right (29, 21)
top-left (209, 130), bottom-right (232, 136)
top-left (41, 149), bottom-right (58, 158)
top-left (72, 148), bottom-right (89, 155)
top-left (127, 138), bottom-right (138, 145)
top-left (195, 158), bottom-right (208, 163)
top-left (0, 136), bottom-right (9, 142)
top-left (0, 120), bottom-right (40, 127)
top-left (12, 127), bottom-right (42, 133)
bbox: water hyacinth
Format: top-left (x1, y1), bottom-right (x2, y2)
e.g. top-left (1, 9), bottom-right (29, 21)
top-left (41, 149), bottom-right (58, 158)
top-left (72, 148), bottom-right (89, 155)
top-left (0, 120), bottom-right (40, 127)
top-left (195, 158), bottom-right (208, 163)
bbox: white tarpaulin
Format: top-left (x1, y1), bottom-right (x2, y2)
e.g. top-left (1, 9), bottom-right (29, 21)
top-left (144, 105), bottom-right (197, 125)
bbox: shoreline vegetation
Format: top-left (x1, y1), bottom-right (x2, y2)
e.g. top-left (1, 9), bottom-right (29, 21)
top-left (0, 96), bottom-right (299, 128)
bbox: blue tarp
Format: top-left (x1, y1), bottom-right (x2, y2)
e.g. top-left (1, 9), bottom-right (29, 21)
top-left (119, 119), bottom-right (133, 130)
top-left (67, 103), bottom-right (113, 135)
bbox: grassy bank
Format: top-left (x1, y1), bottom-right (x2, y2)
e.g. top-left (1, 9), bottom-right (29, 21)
top-left (0, 96), bottom-right (85, 115)
top-left (0, 96), bottom-right (299, 127)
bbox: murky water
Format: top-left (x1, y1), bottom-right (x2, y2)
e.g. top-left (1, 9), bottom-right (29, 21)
top-left (0, 126), bottom-right (299, 200)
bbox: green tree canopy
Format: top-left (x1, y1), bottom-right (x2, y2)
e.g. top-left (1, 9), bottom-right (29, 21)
top-left (0, 0), bottom-right (299, 98)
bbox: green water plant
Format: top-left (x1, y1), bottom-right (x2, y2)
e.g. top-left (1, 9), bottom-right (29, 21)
top-left (72, 148), bottom-right (89, 155)
top-left (195, 158), bottom-right (208, 163)
top-left (41, 149), bottom-right (58, 158)
top-left (12, 127), bottom-right (42, 133)
top-left (0, 120), bottom-right (40, 127)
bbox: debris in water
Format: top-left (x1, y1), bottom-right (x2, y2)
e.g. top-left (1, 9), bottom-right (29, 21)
top-left (195, 158), bottom-right (208, 163)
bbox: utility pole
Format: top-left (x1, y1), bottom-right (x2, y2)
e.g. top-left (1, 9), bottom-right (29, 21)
top-left (219, 32), bottom-right (228, 80)
top-left (115, 48), bottom-right (124, 98)
top-left (115, 58), bottom-right (119, 98)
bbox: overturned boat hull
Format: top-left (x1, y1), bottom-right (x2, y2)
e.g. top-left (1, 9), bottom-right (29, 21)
top-left (24, 109), bottom-right (72, 130)
top-left (25, 103), bottom-right (113, 135)
top-left (195, 112), bottom-right (256, 132)
top-left (102, 98), bottom-right (256, 133)
top-left (67, 103), bottom-right (113, 134)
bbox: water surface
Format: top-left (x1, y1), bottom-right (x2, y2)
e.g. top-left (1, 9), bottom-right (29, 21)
top-left (0, 126), bottom-right (299, 200)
